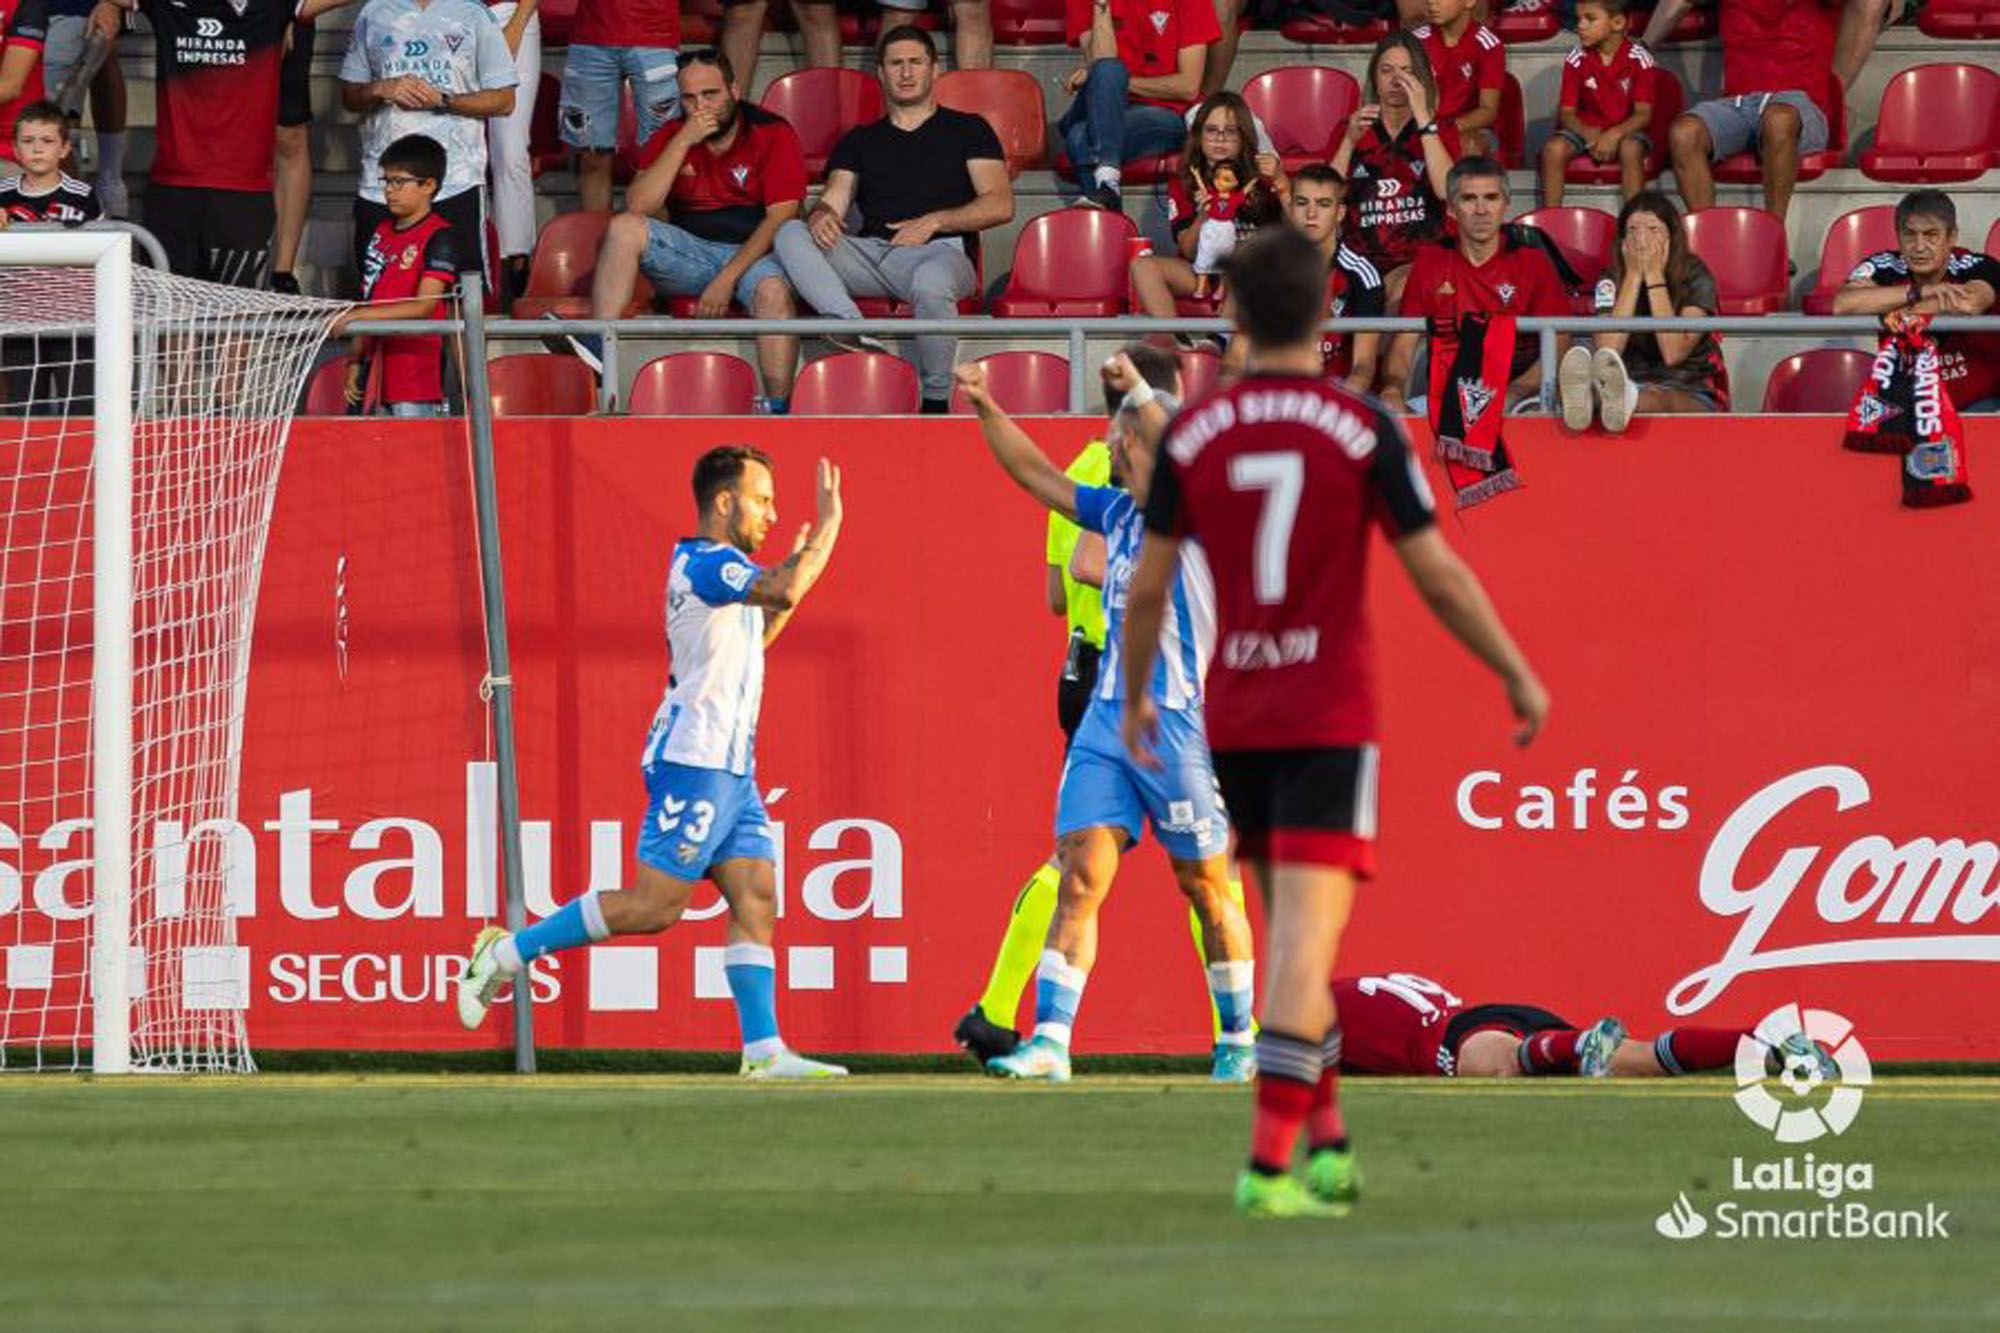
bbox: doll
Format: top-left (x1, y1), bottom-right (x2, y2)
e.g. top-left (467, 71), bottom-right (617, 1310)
top-left (1192, 162), bottom-right (1246, 300)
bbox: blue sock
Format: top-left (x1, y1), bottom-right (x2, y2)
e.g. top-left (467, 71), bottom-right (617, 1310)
top-left (1032, 949), bottom-right (1087, 1048)
top-left (725, 942), bottom-right (783, 1059)
top-left (510, 891), bottom-right (610, 966)
top-left (1208, 960), bottom-right (1255, 1045)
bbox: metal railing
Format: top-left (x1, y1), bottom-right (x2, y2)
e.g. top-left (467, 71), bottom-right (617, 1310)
top-left (375, 304), bottom-right (2000, 416)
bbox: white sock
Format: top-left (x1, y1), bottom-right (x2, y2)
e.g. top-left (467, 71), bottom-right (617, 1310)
top-left (493, 935), bottom-right (523, 977)
top-left (96, 131), bottom-right (126, 180)
top-left (1093, 166), bottom-right (1121, 192)
top-left (579, 891), bottom-right (611, 942)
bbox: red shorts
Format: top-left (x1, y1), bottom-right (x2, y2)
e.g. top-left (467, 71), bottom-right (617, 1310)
top-left (1212, 745), bottom-right (1378, 875)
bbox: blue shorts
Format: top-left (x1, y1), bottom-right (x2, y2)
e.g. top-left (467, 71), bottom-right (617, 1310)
top-left (1056, 702), bottom-right (1230, 861)
top-left (1688, 92), bottom-right (1829, 160)
top-left (639, 221), bottom-right (789, 308)
top-left (560, 44), bottom-right (680, 151)
top-left (635, 760), bottom-right (776, 880)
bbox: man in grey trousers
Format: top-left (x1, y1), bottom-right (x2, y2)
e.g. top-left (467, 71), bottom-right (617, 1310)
top-left (774, 24), bottom-right (1012, 413)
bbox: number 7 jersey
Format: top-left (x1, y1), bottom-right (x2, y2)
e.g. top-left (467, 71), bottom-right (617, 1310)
top-left (1143, 372), bottom-right (1436, 750)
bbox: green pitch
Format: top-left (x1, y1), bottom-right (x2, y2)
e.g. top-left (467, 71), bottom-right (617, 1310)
top-left (4, 1074), bottom-right (1995, 1331)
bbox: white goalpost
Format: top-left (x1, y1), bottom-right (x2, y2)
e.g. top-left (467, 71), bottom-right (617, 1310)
top-left (0, 231), bottom-right (342, 1073)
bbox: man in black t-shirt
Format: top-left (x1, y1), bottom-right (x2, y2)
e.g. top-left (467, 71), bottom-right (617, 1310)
top-left (772, 24), bottom-right (1012, 413)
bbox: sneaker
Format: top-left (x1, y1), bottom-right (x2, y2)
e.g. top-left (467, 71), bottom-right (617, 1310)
top-left (1071, 182), bottom-right (1123, 214)
top-left (1210, 1042), bottom-right (1256, 1083)
top-left (741, 1049), bottom-right (849, 1080)
top-left (269, 271), bottom-right (302, 297)
top-left (985, 1033), bottom-right (1071, 1082)
top-left (1577, 1016), bottom-right (1628, 1078)
top-left (455, 925), bottom-right (511, 1031)
top-left (1305, 1145), bottom-right (1364, 1205)
top-left (824, 329), bottom-right (889, 357)
top-left (538, 312), bottom-right (603, 378)
top-left (1557, 342), bottom-right (1594, 432)
top-left (1592, 346), bottom-right (1633, 433)
top-left (1234, 1170), bottom-right (1351, 1220)
top-left (953, 1006), bottom-right (1021, 1066)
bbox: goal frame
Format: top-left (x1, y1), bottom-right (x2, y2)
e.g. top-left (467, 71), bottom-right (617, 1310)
top-left (1, 231), bottom-right (135, 1073)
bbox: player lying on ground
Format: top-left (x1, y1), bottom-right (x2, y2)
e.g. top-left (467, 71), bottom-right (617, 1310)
top-left (955, 351), bottom-right (1259, 1084)
top-left (1121, 226), bottom-right (1549, 1218)
top-left (952, 349), bottom-right (1252, 1076)
top-left (457, 446), bottom-right (850, 1079)
top-left (1331, 972), bottom-right (1833, 1079)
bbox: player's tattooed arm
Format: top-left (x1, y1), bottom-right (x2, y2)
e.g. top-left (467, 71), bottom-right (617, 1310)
top-left (955, 364), bottom-right (1080, 520)
top-left (745, 459), bottom-right (843, 634)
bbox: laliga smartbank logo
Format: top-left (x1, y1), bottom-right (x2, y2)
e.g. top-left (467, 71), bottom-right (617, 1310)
top-left (1653, 1005), bottom-right (1951, 1243)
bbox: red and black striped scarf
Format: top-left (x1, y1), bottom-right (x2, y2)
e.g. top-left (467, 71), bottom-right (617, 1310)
top-left (1844, 313), bottom-right (1972, 508)
top-left (1428, 312), bottom-right (1523, 510)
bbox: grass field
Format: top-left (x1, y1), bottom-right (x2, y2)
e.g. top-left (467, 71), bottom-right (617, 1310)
top-left (4, 1074), bottom-right (1995, 1331)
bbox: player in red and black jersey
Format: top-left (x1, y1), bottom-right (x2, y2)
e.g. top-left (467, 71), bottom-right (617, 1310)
top-left (331, 134), bottom-right (460, 415)
top-left (0, 0), bottom-right (48, 159)
top-left (1330, 31), bottom-right (1459, 309)
top-left (1330, 973), bottom-right (1832, 1081)
top-left (1833, 189), bottom-right (2000, 412)
top-left (89, 0), bottom-right (341, 284)
top-left (1124, 225), bottom-right (1547, 1218)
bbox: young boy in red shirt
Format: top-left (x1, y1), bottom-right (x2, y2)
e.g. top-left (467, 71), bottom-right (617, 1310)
top-left (334, 135), bottom-right (462, 417)
top-left (1540, 0), bottom-right (1657, 205)
top-left (1413, 0), bottom-right (1504, 157)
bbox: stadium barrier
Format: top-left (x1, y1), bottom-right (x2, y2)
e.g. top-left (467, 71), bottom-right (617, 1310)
top-left (10, 413), bottom-right (1989, 1059)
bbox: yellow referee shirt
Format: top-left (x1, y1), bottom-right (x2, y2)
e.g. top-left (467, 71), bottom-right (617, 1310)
top-left (1046, 441), bottom-right (1111, 649)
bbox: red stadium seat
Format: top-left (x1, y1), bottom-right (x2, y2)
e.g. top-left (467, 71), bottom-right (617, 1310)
top-left (1490, 1), bottom-right (1561, 42)
top-left (511, 212), bottom-right (650, 318)
top-left (1513, 206), bottom-right (1619, 290)
top-left (680, 0), bottom-right (725, 42)
top-left (1918, 0), bottom-right (2000, 38)
top-left (536, 0), bottom-right (576, 43)
top-left (1761, 348), bottom-right (1875, 413)
top-left (1988, 219), bottom-right (2000, 257)
top-left (1495, 73), bottom-right (1527, 169)
top-left (937, 69), bottom-right (1049, 177)
top-left (949, 351), bottom-right (1072, 414)
top-left (992, 209), bottom-right (1139, 316)
top-left (628, 353), bottom-right (759, 415)
top-left (1802, 206), bottom-right (1899, 314)
top-left (761, 68), bottom-right (887, 178)
top-left (303, 356), bottom-right (361, 416)
top-left (1242, 66), bottom-right (1361, 170)
top-left (1178, 347), bottom-right (1223, 403)
top-left (1684, 207), bottom-right (1789, 314)
top-left (1565, 67), bottom-right (1685, 186)
top-left (792, 352), bottom-right (921, 414)
top-left (1625, 3), bottom-right (1719, 40)
top-left (487, 355), bottom-right (599, 417)
top-left (991, 0), bottom-right (1068, 44)
top-left (1859, 65), bottom-right (2000, 183)
top-left (1715, 80), bottom-right (1845, 183)
top-left (1277, 14), bottom-right (1392, 43)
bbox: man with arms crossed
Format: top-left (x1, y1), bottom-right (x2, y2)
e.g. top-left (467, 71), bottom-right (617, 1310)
top-left (457, 447), bottom-right (849, 1080)
top-left (1122, 226), bottom-right (1548, 1217)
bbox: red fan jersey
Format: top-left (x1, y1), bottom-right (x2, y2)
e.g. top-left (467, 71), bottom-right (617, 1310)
top-left (1144, 374), bottom-right (1437, 750)
top-left (135, 0), bottom-right (291, 192)
top-left (1413, 20), bottom-right (1505, 126)
top-left (0, 0), bottom-right (47, 155)
top-left (360, 211), bottom-right (461, 405)
top-left (1399, 237), bottom-right (1570, 382)
top-left (1720, 0), bottom-right (1839, 118)
top-left (1332, 974), bottom-right (1466, 1076)
top-left (1340, 119), bottom-right (1459, 275)
top-left (637, 106), bottom-right (808, 245)
top-left (572, 0), bottom-right (680, 48)
top-left (1065, 0), bottom-right (1221, 111)
top-left (1559, 38), bottom-right (1655, 130)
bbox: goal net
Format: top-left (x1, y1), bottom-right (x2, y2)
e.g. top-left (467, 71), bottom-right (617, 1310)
top-left (0, 231), bottom-right (344, 1072)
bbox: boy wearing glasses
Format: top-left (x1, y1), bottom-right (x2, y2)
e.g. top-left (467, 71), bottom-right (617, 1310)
top-left (333, 134), bottom-right (461, 417)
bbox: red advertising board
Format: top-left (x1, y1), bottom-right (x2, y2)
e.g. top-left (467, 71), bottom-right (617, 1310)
top-left (8, 416), bottom-right (1999, 1058)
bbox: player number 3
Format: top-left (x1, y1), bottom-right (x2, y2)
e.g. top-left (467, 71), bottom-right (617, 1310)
top-left (1228, 452), bottom-right (1304, 605)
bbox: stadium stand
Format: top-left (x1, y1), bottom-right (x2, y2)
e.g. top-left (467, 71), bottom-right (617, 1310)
top-left (1496, 72), bottom-right (1528, 170)
top-left (990, 209), bottom-right (1138, 316)
top-left (1241, 66), bottom-right (1361, 171)
top-left (990, 0), bottom-right (1068, 44)
top-left (1858, 64), bottom-right (2000, 183)
top-left (1802, 205), bottom-right (1900, 314)
top-left (937, 69), bottom-right (1051, 176)
top-left (511, 211), bottom-right (649, 318)
top-left (1761, 347), bottom-right (1876, 412)
top-left (947, 350), bottom-right (1072, 413)
top-left (304, 356), bottom-right (363, 417)
top-left (487, 354), bottom-right (600, 416)
top-left (1514, 204), bottom-right (1619, 289)
top-left (1683, 206), bottom-right (1790, 314)
top-left (1713, 78), bottom-right (1847, 186)
top-left (759, 67), bottom-right (887, 179)
top-left (1178, 345), bottom-right (1224, 400)
top-left (1563, 67), bottom-right (1684, 188)
top-left (792, 351), bottom-right (923, 414)
top-left (1918, 0), bottom-right (2000, 39)
top-left (628, 351), bottom-right (761, 414)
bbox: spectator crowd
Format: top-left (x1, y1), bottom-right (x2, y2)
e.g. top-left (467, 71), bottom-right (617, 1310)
top-left (0, 0), bottom-right (1993, 420)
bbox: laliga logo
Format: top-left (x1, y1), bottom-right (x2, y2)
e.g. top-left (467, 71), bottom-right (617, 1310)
top-left (1734, 1003), bottom-right (1871, 1143)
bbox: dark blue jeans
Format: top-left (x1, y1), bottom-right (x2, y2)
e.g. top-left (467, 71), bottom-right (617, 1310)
top-left (1057, 59), bottom-right (1187, 180)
